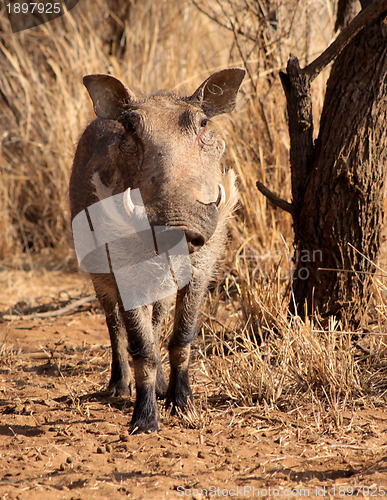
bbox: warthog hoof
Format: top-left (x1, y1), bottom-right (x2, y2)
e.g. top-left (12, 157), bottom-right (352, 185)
top-left (165, 369), bottom-right (194, 415)
top-left (130, 385), bottom-right (159, 434)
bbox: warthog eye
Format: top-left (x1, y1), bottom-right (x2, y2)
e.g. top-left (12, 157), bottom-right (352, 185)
top-left (121, 110), bottom-right (141, 136)
top-left (197, 116), bottom-right (215, 147)
top-left (199, 118), bottom-right (210, 129)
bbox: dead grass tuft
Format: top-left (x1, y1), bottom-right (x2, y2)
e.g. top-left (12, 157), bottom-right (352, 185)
top-left (200, 271), bottom-right (387, 420)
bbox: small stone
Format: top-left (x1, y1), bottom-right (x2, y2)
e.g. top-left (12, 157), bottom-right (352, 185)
top-left (59, 463), bottom-right (66, 471)
top-left (197, 451), bottom-right (205, 459)
top-left (97, 446), bottom-right (105, 454)
top-left (105, 444), bottom-right (112, 453)
top-left (66, 456), bottom-right (73, 464)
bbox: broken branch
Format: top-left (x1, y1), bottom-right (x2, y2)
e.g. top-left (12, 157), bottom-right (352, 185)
top-left (256, 180), bottom-right (294, 215)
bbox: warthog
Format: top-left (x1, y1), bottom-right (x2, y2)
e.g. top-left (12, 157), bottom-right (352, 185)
top-left (69, 68), bottom-right (245, 433)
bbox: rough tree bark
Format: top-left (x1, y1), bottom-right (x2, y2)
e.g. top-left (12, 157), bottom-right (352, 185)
top-left (257, 0), bottom-right (387, 329)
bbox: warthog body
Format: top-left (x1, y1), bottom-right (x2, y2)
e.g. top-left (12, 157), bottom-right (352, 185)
top-left (69, 69), bottom-right (245, 433)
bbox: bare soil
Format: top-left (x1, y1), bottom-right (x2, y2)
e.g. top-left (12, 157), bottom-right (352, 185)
top-left (0, 272), bottom-right (386, 499)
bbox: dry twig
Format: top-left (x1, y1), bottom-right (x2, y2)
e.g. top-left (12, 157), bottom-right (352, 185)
top-left (1, 295), bottom-right (96, 321)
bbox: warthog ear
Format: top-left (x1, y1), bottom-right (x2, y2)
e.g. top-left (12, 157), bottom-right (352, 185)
top-left (83, 74), bottom-right (137, 120)
top-left (188, 68), bottom-right (245, 117)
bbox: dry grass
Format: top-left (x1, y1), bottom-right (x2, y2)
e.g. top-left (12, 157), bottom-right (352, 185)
top-left (0, 0), bottom-right (386, 429)
top-left (198, 263), bottom-right (387, 424)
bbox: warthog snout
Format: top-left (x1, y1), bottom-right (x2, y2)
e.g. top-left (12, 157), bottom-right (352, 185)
top-left (70, 68), bottom-right (245, 433)
top-left (122, 183), bottom-right (225, 253)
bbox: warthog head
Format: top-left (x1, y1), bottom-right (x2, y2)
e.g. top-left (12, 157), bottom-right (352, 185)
top-left (81, 69), bottom-right (245, 253)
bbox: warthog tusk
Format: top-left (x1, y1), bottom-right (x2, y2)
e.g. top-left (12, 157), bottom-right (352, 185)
top-left (123, 187), bottom-right (135, 215)
top-left (216, 183), bottom-right (226, 208)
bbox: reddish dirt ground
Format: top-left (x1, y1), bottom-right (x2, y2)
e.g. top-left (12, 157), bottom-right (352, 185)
top-left (0, 272), bottom-right (386, 499)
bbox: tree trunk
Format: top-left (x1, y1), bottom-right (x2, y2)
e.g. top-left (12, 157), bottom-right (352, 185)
top-left (291, 13), bottom-right (387, 328)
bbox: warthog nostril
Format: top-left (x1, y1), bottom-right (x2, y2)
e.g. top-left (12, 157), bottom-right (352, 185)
top-left (184, 229), bottom-right (206, 253)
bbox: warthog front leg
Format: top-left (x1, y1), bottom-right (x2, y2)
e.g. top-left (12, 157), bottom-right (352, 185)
top-left (106, 309), bottom-right (135, 397)
top-left (93, 281), bottom-right (135, 397)
top-left (166, 277), bottom-right (208, 415)
top-left (119, 306), bottom-right (161, 433)
top-left (152, 299), bottom-right (169, 399)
